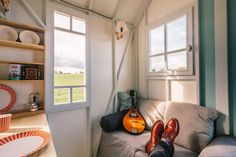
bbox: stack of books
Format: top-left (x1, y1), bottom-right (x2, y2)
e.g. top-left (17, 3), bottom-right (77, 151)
top-left (9, 64), bottom-right (42, 80)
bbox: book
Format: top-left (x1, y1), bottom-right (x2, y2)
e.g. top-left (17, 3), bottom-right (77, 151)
top-left (22, 65), bottom-right (42, 80)
top-left (9, 64), bottom-right (22, 80)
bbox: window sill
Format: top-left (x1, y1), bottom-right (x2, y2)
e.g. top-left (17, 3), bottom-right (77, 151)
top-left (146, 75), bottom-right (197, 80)
top-left (46, 102), bottom-right (90, 114)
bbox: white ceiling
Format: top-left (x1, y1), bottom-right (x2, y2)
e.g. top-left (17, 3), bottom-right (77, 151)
top-left (60, 0), bottom-right (152, 26)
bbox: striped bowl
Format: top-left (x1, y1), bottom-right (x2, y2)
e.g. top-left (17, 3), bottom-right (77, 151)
top-left (0, 114), bottom-right (12, 132)
top-left (0, 130), bottom-right (51, 157)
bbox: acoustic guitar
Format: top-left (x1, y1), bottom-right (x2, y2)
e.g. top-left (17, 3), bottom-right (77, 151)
top-left (123, 90), bottom-right (145, 134)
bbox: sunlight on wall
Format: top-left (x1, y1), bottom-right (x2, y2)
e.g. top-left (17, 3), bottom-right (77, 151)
top-left (171, 81), bottom-right (184, 102)
top-left (170, 81), bottom-right (197, 104)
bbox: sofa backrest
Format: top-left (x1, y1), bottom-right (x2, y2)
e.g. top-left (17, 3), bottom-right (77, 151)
top-left (138, 99), bottom-right (166, 130)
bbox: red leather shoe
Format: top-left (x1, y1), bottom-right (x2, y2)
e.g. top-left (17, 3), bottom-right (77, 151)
top-left (161, 118), bottom-right (179, 146)
top-left (145, 120), bottom-right (164, 154)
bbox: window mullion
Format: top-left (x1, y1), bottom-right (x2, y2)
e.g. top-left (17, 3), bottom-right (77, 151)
top-left (70, 87), bottom-right (72, 104)
top-left (149, 53), bottom-right (165, 57)
top-left (55, 27), bottom-right (86, 36)
top-left (166, 48), bottom-right (187, 55)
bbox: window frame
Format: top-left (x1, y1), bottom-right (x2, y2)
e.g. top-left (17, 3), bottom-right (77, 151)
top-left (146, 7), bottom-right (193, 77)
top-left (46, 2), bottom-right (90, 113)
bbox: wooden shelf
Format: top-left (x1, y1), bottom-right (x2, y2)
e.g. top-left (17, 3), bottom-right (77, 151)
top-left (0, 40), bottom-right (44, 51)
top-left (0, 20), bottom-right (46, 118)
top-left (12, 110), bottom-right (45, 119)
top-left (0, 60), bottom-right (44, 65)
top-left (0, 18), bottom-right (44, 33)
top-left (0, 80), bottom-right (44, 82)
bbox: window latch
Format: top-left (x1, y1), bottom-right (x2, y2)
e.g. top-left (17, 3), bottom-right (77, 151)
top-left (187, 45), bottom-right (193, 52)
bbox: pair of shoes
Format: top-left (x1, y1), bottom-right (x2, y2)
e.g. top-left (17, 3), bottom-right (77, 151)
top-left (145, 118), bottom-right (179, 154)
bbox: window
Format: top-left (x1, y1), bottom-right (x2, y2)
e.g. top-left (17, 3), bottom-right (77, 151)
top-left (54, 11), bottom-right (87, 106)
top-left (148, 8), bottom-right (193, 76)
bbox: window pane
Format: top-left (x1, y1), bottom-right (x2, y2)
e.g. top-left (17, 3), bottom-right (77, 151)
top-left (150, 25), bottom-right (164, 55)
top-left (54, 88), bottom-right (70, 105)
top-left (72, 17), bottom-right (86, 33)
top-left (72, 87), bottom-right (86, 103)
top-left (54, 11), bottom-right (70, 29)
top-left (167, 15), bottom-right (187, 51)
top-left (54, 30), bottom-right (86, 86)
top-left (167, 51), bottom-right (187, 71)
top-left (149, 55), bottom-right (165, 72)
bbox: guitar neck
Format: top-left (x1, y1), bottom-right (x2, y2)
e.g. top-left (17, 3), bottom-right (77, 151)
top-left (130, 97), bottom-right (137, 113)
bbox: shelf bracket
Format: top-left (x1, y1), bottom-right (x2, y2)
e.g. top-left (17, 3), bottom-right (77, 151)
top-left (19, 0), bottom-right (46, 28)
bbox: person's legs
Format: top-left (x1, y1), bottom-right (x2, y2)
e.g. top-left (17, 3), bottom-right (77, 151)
top-left (147, 118), bottom-right (179, 157)
top-left (149, 141), bottom-right (173, 157)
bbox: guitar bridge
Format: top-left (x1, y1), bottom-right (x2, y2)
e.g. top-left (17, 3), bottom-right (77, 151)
top-left (131, 128), bottom-right (138, 134)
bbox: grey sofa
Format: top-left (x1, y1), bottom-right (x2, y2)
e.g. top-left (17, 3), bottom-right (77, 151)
top-left (98, 100), bottom-right (236, 157)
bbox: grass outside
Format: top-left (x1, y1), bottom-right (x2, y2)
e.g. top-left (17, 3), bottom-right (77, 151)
top-left (54, 73), bottom-right (85, 105)
top-left (54, 73), bottom-right (85, 86)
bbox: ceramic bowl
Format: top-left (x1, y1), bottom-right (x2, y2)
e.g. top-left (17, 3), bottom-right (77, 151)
top-left (0, 114), bottom-right (12, 132)
top-left (0, 25), bottom-right (18, 41)
top-left (19, 30), bottom-right (40, 45)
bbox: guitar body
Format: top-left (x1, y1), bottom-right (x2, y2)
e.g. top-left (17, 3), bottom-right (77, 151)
top-left (123, 90), bottom-right (145, 134)
top-left (123, 109), bottom-right (145, 134)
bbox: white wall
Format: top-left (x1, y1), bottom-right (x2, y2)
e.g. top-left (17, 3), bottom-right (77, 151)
top-left (147, 0), bottom-right (193, 25)
top-left (116, 33), bottom-right (134, 92)
top-left (89, 14), bottom-right (113, 155)
top-left (138, 0), bottom-right (199, 104)
top-left (9, 0), bottom-right (45, 27)
top-left (90, 15), bottom-right (134, 155)
top-left (47, 109), bottom-right (89, 157)
top-left (8, 1), bottom-right (134, 157)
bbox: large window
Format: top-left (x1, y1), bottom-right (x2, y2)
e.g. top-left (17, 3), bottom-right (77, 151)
top-left (148, 9), bottom-right (193, 76)
top-left (54, 11), bottom-right (87, 105)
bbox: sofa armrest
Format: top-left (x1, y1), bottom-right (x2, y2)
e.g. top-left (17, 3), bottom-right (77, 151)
top-left (199, 136), bottom-right (236, 157)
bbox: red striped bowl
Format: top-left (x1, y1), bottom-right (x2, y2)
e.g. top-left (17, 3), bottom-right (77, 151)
top-left (0, 130), bottom-right (51, 156)
top-left (0, 114), bottom-right (12, 132)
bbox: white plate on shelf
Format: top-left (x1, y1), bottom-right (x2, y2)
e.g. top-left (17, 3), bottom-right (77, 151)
top-left (19, 30), bottom-right (40, 45)
top-left (0, 130), bottom-right (51, 157)
top-left (0, 25), bottom-right (18, 41)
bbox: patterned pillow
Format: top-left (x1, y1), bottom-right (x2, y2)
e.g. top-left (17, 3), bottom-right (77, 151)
top-left (117, 92), bottom-right (131, 111)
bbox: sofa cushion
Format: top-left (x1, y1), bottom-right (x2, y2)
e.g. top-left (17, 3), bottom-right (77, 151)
top-left (138, 99), bottom-right (166, 130)
top-left (98, 130), bottom-right (149, 157)
top-left (199, 136), bottom-right (236, 157)
top-left (98, 130), bottom-right (198, 157)
top-left (174, 144), bottom-right (198, 157)
top-left (164, 102), bottom-right (218, 154)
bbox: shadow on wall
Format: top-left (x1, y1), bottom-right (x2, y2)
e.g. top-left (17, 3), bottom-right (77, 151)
top-left (215, 113), bottom-right (227, 136)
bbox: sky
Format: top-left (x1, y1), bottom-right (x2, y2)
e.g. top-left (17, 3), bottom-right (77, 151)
top-left (54, 11), bottom-right (86, 74)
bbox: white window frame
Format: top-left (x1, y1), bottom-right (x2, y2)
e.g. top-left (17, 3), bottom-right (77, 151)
top-left (146, 7), bottom-right (193, 77)
top-left (46, 2), bottom-right (90, 113)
